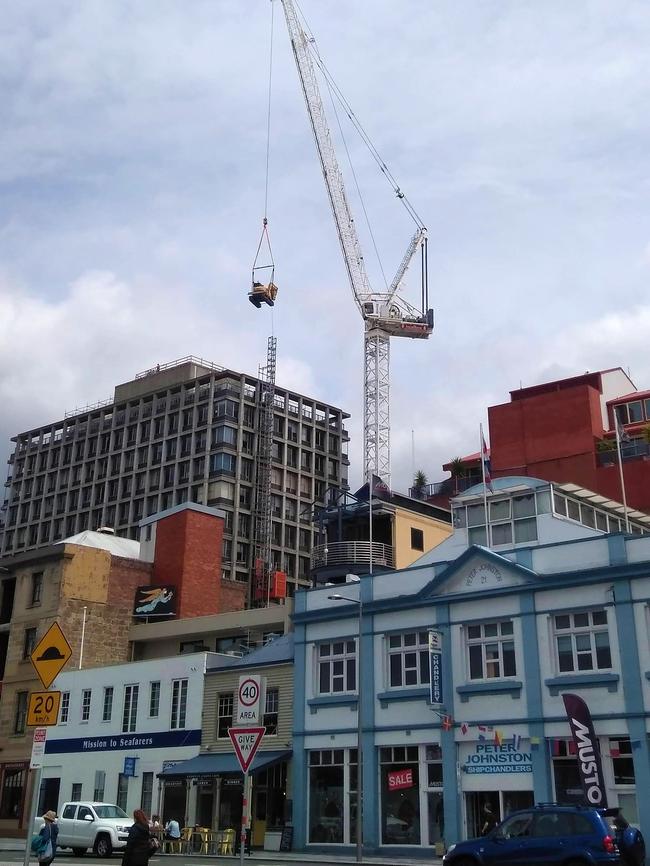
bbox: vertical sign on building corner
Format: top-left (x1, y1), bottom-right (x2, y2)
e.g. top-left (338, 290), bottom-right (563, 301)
top-left (428, 629), bottom-right (443, 706)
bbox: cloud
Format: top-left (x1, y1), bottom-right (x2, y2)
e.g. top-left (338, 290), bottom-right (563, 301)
top-left (2, 0), bottom-right (650, 499)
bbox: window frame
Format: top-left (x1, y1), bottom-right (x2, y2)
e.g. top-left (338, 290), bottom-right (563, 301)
top-left (102, 687), bottom-right (113, 723)
top-left (81, 688), bottom-right (92, 722)
top-left (387, 631), bottom-right (430, 689)
top-left (22, 627), bottom-right (37, 661)
top-left (466, 620), bottom-right (517, 681)
top-left (170, 679), bottom-right (188, 730)
top-left (410, 528), bottom-right (424, 552)
top-left (317, 639), bottom-right (357, 696)
top-left (553, 609), bottom-right (612, 673)
top-left (30, 572), bottom-right (43, 607)
top-left (263, 688), bottom-right (279, 735)
top-left (60, 691), bottom-right (70, 724)
top-left (122, 684), bottom-right (139, 733)
top-left (149, 681), bottom-right (161, 718)
top-left (217, 693), bottom-right (234, 739)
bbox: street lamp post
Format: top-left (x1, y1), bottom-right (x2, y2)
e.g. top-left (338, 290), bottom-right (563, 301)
top-left (328, 590), bottom-right (363, 863)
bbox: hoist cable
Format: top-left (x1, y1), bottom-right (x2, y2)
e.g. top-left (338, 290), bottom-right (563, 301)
top-left (294, 0), bottom-right (426, 230)
top-left (263, 0), bottom-right (275, 221)
top-left (324, 75), bottom-right (388, 290)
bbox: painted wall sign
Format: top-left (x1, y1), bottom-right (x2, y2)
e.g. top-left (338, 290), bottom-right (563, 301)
top-left (133, 585), bottom-right (176, 618)
top-left (464, 564), bottom-right (503, 588)
top-left (428, 629), bottom-right (443, 705)
top-left (464, 743), bottom-right (532, 775)
top-left (387, 769), bottom-right (414, 790)
top-left (45, 728), bottom-right (201, 754)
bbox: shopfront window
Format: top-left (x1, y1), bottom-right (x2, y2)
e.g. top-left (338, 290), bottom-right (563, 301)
top-left (0, 768), bottom-right (25, 819)
top-left (380, 746), bottom-right (420, 845)
top-left (551, 740), bottom-right (583, 805)
top-left (308, 750), bottom-right (344, 843)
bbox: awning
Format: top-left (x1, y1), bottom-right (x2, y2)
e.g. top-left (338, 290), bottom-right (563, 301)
top-left (159, 749), bottom-right (291, 779)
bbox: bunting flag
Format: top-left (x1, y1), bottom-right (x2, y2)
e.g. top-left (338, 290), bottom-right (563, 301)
top-left (460, 722), bottom-right (469, 736)
top-left (530, 736), bottom-right (540, 747)
top-left (478, 724), bottom-right (493, 733)
top-left (512, 733), bottom-right (521, 751)
top-left (442, 715), bottom-right (453, 731)
top-left (494, 729), bottom-right (503, 747)
top-left (609, 741), bottom-right (620, 758)
top-left (615, 415), bottom-right (630, 445)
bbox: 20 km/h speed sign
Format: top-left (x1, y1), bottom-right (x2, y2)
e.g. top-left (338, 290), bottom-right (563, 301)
top-left (27, 691), bottom-right (61, 727)
top-left (236, 675), bottom-right (266, 725)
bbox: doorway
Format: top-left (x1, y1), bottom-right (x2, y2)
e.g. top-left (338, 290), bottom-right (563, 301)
top-left (38, 778), bottom-right (60, 817)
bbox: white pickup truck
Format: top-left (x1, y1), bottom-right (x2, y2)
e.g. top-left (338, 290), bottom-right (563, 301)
top-left (37, 802), bottom-right (133, 857)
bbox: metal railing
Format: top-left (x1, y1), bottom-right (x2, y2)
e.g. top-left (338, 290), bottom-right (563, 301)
top-left (311, 541), bottom-right (395, 569)
top-left (135, 356), bottom-right (225, 380)
top-left (408, 475), bottom-right (479, 499)
top-left (596, 441), bottom-right (650, 466)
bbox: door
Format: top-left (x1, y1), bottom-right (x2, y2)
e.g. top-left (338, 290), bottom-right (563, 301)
top-left (38, 778), bottom-right (60, 817)
top-left (480, 811), bottom-right (535, 865)
top-left (252, 789), bottom-right (266, 847)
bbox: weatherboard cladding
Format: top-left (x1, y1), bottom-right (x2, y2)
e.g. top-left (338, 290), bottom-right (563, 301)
top-left (202, 662), bottom-right (294, 751)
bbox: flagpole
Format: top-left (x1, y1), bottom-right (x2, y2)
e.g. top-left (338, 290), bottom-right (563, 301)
top-left (614, 423), bottom-right (630, 533)
top-left (480, 424), bottom-right (490, 547)
top-left (369, 477), bottom-right (373, 575)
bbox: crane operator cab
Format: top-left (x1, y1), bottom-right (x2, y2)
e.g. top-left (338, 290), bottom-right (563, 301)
top-left (249, 280), bottom-right (278, 308)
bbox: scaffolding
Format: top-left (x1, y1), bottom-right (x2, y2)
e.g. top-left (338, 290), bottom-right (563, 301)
top-left (251, 336), bottom-right (277, 606)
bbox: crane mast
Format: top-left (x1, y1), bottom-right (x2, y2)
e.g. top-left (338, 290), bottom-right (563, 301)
top-left (280, 0), bottom-right (433, 484)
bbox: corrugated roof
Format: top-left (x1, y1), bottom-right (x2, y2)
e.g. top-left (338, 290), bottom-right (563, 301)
top-left (206, 633), bottom-right (294, 672)
top-left (57, 530), bottom-right (141, 559)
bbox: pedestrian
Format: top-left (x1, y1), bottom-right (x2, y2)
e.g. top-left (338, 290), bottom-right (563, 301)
top-left (36, 810), bottom-right (58, 866)
top-left (481, 803), bottom-right (497, 836)
top-left (164, 817), bottom-right (181, 841)
top-left (122, 809), bottom-right (155, 866)
top-left (613, 814), bottom-right (646, 866)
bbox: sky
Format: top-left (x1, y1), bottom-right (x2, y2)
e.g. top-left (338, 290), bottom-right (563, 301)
top-left (2, 0), bottom-right (650, 493)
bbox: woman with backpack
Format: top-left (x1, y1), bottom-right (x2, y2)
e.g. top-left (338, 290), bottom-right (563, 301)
top-left (122, 809), bottom-right (157, 866)
top-left (33, 810), bottom-right (58, 866)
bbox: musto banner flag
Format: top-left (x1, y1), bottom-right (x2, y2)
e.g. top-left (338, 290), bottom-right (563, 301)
top-left (561, 692), bottom-right (608, 807)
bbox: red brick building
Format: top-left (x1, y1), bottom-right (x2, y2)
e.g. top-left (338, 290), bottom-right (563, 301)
top-left (425, 368), bottom-right (650, 513)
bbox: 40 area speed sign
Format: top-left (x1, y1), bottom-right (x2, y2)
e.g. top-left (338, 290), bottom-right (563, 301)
top-left (236, 675), bottom-right (265, 725)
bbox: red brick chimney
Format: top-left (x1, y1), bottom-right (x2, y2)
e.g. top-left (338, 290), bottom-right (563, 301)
top-left (147, 503), bottom-right (227, 617)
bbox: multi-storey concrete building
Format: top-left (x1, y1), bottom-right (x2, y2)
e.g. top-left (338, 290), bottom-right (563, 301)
top-left (1, 357), bottom-right (350, 598)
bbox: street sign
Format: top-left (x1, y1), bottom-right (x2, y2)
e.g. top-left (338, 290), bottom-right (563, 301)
top-left (228, 727), bottom-right (265, 773)
top-left (27, 691), bottom-right (61, 727)
top-left (30, 728), bottom-right (47, 769)
top-left (30, 622), bottom-right (72, 690)
top-left (236, 675), bottom-right (266, 725)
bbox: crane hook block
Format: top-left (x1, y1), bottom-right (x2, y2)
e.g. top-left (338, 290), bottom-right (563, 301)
top-left (249, 280), bottom-right (278, 308)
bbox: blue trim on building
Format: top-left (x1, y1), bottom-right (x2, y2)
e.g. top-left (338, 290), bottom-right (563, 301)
top-left (360, 575), bottom-right (378, 851)
top-left (544, 673), bottom-right (619, 695)
top-left (612, 579), bottom-right (650, 833)
top-left (377, 688), bottom-right (429, 705)
top-left (292, 594), bottom-right (308, 849)
top-left (607, 534), bottom-right (628, 566)
top-left (456, 681), bottom-right (523, 702)
top-left (519, 590), bottom-right (552, 803)
top-left (437, 602), bottom-right (458, 849)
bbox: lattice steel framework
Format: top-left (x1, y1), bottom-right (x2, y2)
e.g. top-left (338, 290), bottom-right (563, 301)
top-left (251, 336), bottom-right (277, 606)
top-left (364, 328), bottom-right (390, 483)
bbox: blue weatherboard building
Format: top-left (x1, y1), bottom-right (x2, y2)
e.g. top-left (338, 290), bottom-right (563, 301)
top-left (291, 477), bottom-right (650, 857)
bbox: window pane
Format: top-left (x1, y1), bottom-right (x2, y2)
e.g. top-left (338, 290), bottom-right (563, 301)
top-left (513, 494), bottom-right (535, 518)
top-left (491, 522), bottom-right (512, 545)
top-left (469, 645), bottom-right (483, 679)
top-left (484, 624), bottom-right (498, 637)
top-left (591, 610), bottom-right (607, 625)
top-left (557, 636), bottom-right (574, 672)
top-left (514, 517), bottom-right (538, 543)
top-left (595, 632), bottom-right (611, 668)
top-left (503, 642), bottom-right (516, 676)
top-left (467, 504), bottom-right (486, 527)
top-left (389, 655), bottom-right (402, 687)
top-left (574, 612), bottom-right (589, 628)
top-left (490, 500), bottom-right (510, 521)
top-left (468, 526), bottom-right (487, 545)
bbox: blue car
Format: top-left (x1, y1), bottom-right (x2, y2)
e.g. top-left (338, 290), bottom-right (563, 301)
top-left (443, 804), bottom-right (621, 865)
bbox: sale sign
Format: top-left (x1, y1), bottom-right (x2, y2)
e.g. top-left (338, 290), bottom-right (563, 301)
top-left (387, 768), bottom-right (413, 790)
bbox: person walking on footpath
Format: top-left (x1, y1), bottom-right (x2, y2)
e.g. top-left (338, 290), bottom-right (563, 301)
top-left (36, 810), bottom-right (58, 866)
top-left (122, 810), bottom-right (155, 866)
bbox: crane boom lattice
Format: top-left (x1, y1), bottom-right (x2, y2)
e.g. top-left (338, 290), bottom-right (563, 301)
top-left (280, 0), bottom-right (434, 484)
top-left (252, 336), bottom-right (277, 606)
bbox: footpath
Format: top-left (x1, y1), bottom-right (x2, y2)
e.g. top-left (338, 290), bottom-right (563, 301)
top-left (0, 837), bottom-right (443, 865)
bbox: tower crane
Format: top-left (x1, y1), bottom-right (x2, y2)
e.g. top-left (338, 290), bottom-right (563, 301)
top-left (279, 0), bottom-right (434, 485)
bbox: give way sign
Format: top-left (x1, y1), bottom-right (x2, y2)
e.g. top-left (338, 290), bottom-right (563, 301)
top-left (228, 727), bottom-right (266, 773)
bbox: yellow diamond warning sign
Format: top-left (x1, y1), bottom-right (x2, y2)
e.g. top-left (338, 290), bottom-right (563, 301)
top-left (27, 691), bottom-right (61, 727)
top-left (30, 623), bottom-right (72, 690)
